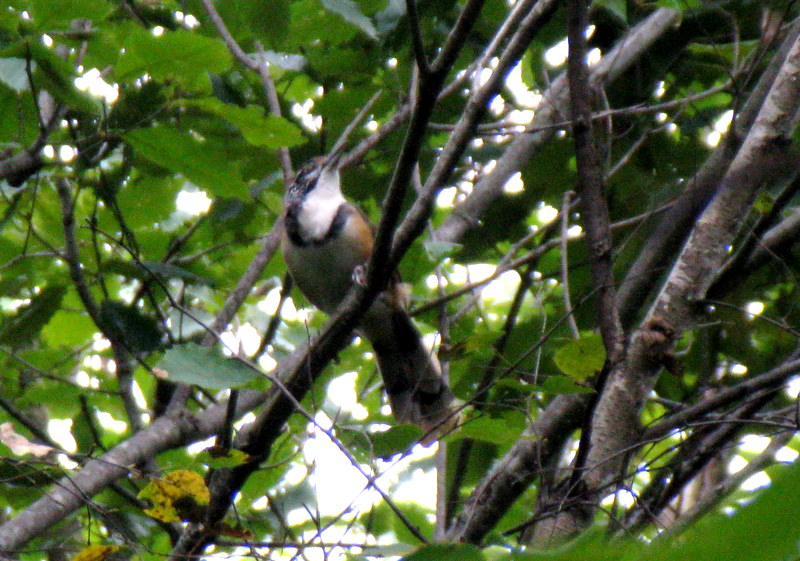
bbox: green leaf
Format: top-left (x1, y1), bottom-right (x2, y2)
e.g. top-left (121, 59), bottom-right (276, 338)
top-left (0, 58), bottom-right (29, 92)
top-left (402, 544), bottom-right (485, 561)
top-left (260, 50), bottom-right (306, 71)
top-left (0, 285), bottom-right (66, 347)
top-left (539, 375), bottom-right (595, 395)
top-left (321, 0), bottom-right (378, 40)
top-left (449, 416), bottom-right (519, 446)
top-left (182, 98), bottom-right (305, 149)
top-left (197, 447), bottom-right (252, 468)
top-left (553, 333), bottom-right (606, 381)
top-left (116, 29), bottom-right (231, 91)
top-left (100, 300), bottom-right (163, 354)
top-left (655, 0), bottom-right (701, 10)
top-left (596, 0), bottom-right (627, 22)
top-left (103, 259), bottom-right (215, 287)
top-left (42, 308), bottom-right (96, 348)
top-left (156, 343), bottom-right (260, 389)
top-left (423, 240), bottom-right (462, 261)
top-left (637, 460), bottom-right (800, 561)
top-left (31, 0), bottom-right (112, 29)
top-left (371, 425), bottom-right (422, 458)
top-left (0, 458), bottom-right (66, 488)
top-left (124, 126), bottom-right (248, 199)
top-left (0, 41), bottom-right (101, 115)
top-left (245, 0), bottom-right (291, 47)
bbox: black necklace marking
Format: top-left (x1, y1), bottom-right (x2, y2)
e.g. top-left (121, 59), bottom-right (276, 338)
top-left (285, 200), bottom-right (352, 247)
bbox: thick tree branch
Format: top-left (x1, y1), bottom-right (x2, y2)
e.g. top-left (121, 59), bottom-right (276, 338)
top-left (563, 0), bottom-right (623, 361)
top-left (396, 0), bottom-right (559, 265)
top-left (656, 430), bottom-right (794, 538)
top-left (440, 11), bottom-right (682, 544)
top-left (642, 357), bottom-right (800, 443)
top-left (445, 394), bottom-right (587, 542)
top-left (432, 8), bottom-right (682, 245)
top-left (405, 0), bottom-right (430, 76)
top-left (617, 17), bottom-right (800, 325)
top-left (0, 390), bottom-right (265, 552)
top-left (540, 28), bottom-right (800, 544)
top-left (172, 2), bottom-right (490, 554)
top-left (367, 0), bottom-right (487, 289)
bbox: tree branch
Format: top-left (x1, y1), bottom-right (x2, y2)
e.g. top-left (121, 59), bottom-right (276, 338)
top-left (564, 0), bottom-right (623, 362)
top-left (545, 27), bottom-right (800, 544)
top-left (432, 8), bottom-right (682, 245)
top-left (617, 17), bottom-right (800, 325)
top-left (396, 0), bottom-right (559, 265)
top-left (0, 390), bottom-right (266, 552)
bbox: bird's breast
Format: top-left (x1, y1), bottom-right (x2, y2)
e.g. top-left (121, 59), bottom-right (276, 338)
top-left (282, 203), bottom-right (373, 314)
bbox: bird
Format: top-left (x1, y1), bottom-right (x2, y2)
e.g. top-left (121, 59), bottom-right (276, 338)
top-left (281, 147), bottom-right (460, 441)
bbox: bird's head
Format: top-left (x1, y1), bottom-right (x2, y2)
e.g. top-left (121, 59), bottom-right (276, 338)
top-left (286, 146), bottom-right (345, 201)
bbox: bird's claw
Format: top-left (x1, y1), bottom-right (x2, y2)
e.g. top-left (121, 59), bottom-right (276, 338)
top-left (352, 264), bottom-right (367, 286)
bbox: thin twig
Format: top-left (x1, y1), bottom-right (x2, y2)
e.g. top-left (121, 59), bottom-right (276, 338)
top-left (560, 191), bottom-right (580, 339)
top-left (199, 0), bottom-right (257, 71)
top-left (55, 178), bottom-right (103, 326)
top-left (405, 0), bottom-right (430, 76)
top-left (255, 41), bottom-right (294, 181)
top-left (332, 90), bottom-right (383, 159)
top-left (414, 201), bottom-right (672, 316)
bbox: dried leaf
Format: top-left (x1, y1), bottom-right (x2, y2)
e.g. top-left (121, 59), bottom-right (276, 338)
top-left (0, 423), bottom-right (54, 458)
top-left (138, 470), bottom-right (210, 523)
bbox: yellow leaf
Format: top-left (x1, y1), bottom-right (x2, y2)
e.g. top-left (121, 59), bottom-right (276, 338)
top-left (138, 470), bottom-right (210, 523)
top-left (71, 545), bottom-right (122, 561)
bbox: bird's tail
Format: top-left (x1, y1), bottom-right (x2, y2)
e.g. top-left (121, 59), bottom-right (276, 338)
top-left (360, 306), bottom-right (461, 443)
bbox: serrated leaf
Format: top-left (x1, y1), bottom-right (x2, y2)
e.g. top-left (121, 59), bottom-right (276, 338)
top-left (70, 545), bottom-right (122, 561)
top-left (0, 285), bottom-right (66, 346)
top-left (0, 58), bottom-right (30, 92)
top-left (553, 333), bottom-right (606, 381)
top-left (156, 343), bottom-right (260, 389)
top-left (124, 126), bottom-right (248, 199)
top-left (182, 98), bottom-right (305, 149)
top-left (321, 0), bottom-right (378, 40)
top-left (100, 300), bottom-right (163, 354)
top-left (116, 29), bottom-right (231, 90)
top-left (138, 470), bottom-right (209, 523)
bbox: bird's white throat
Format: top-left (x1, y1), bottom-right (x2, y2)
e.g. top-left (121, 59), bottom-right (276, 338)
top-left (298, 168), bottom-right (345, 241)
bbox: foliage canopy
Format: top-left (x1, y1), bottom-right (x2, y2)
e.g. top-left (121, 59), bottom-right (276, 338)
top-left (2, 1), bottom-right (800, 560)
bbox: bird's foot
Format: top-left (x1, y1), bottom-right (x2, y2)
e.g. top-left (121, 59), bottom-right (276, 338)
top-left (352, 264), bottom-right (367, 286)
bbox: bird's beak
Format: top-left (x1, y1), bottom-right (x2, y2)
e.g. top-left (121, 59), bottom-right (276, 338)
top-left (325, 143), bottom-right (346, 169)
